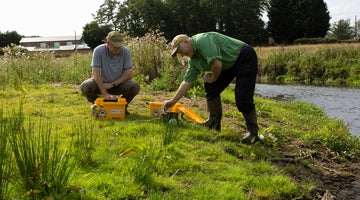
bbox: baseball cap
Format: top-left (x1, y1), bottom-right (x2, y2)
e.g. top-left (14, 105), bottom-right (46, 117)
top-left (106, 31), bottom-right (124, 47)
top-left (170, 34), bottom-right (189, 57)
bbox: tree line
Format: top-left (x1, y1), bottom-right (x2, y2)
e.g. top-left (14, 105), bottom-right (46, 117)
top-left (84, 0), bottom-right (359, 48)
top-left (1, 0), bottom-right (360, 49)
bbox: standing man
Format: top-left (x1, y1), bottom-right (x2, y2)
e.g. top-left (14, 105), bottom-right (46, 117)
top-left (163, 32), bottom-right (259, 144)
top-left (80, 31), bottom-right (140, 115)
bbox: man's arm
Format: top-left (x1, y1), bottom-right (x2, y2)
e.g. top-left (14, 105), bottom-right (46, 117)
top-left (163, 81), bottom-right (193, 109)
top-left (93, 68), bottom-right (134, 100)
top-left (204, 59), bottom-right (222, 83)
top-left (113, 68), bottom-right (134, 86)
top-left (92, 67), bottom-right (115, 99)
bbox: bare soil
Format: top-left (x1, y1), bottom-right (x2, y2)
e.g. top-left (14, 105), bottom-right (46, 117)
top-left (133, 90), bottom-right (360, 200)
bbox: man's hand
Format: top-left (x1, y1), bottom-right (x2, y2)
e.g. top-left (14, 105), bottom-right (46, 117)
top-left (104, 94), bottom-right (117, 100)
top-left (162, 100), bottom-right (175, 110)
top-left (204, 73), bottom-right (215, 83)
top-left (162, 81), bottom-right (193, 110)
top-left (103, 82), bottom-right (114, 90)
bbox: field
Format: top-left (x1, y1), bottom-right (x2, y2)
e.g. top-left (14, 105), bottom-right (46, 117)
top-left (1, 35), bottom-right (360, 199)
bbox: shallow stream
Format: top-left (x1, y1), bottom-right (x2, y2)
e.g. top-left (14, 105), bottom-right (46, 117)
top-left (255, 84), bottom-right (360, 136)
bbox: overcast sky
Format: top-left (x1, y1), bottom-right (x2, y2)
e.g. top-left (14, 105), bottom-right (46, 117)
top-left (0, 0), bottom-right (359, 37)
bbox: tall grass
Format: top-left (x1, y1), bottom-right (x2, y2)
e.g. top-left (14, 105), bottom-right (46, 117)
top-left (7, 103), bottom-right (74, 199)
top-left (72, 122), bottom-right (97, 166)
top-left (0, 32), bottom-right (189, 92)
top-left (125, 30), bottom-right (187, 91)
top-left (258, 43), bottom-right (360, 87)
top-left (0, 109), bottom-right (11, 199)
top-left (1, 45), bottom-right (92, 87)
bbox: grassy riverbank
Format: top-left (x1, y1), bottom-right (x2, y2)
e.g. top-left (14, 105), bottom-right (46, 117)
top-left (0, 33), bottom-right (360, 199)
top-left (256, 43), bottom-right (360, 87)
top-left (0, 83), bottom-right (359, 199)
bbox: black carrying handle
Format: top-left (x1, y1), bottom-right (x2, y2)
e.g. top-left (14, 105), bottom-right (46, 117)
top-left (104, 99), bottom-right (118, 102)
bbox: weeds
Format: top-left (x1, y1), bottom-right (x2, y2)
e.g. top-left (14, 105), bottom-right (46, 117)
top-left (72, 122), bottom-right (97, 167)
top-left (259, 43), bottom-right (360, 86)
top-left (1, 33), bottom-right (359, 199)
top-left (7, 103), bottom-right (74, 199)
top-left (163, 123), bottom-right (180, 146)
top-left (0, 109), bottom-right (11, 199)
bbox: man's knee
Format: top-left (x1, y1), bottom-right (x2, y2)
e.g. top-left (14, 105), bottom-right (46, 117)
top-left (124, 80), bottom-right (140, 95)
top-left (80, 79), bottom-right (97, 94)
top-left (131, 80), bottom-right (140, 94)
top-left (79, 79), bottom-right (98, 103)
top-left (236, 102), bottom-right (255, 113)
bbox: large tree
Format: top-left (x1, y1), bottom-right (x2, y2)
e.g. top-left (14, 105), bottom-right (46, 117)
top-left (93, 0), bottom-right (124, 31)
top-left (267, 0), bottom-right (330, 44)
top-left (0, 31), bottom-right (22, 47)
top-left (91, 0), bottom-right (268, 45)
top-left (355, 19), bottom-right (360, 39)
top-left (82, 21), bottom-right (112, 49)
top-left (328, 19), bottom-right (354, 40)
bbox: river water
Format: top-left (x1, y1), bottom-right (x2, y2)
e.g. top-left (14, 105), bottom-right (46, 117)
top-left (254, 84), bottom-right (360, 137)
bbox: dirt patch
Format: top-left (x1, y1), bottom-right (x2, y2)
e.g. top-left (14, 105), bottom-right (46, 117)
top-left (269, 138), bottom-right (360, 200)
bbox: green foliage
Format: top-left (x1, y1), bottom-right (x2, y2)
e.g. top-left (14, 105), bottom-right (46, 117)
top-left (0, 109), bottom-right (11, 199)
top-left (1, 31), bottom-right (185, 91)
top-left (0, 30), bottom-right (22, 47)
top-left (304, 120), bottom-right (360, 157)
top-left (259, 44), bottom-right (360, 86)
top-left (82, 21), bottom-right (112, 49)
top-left (328, 19), bottom-right (354, 40)
top-left (185, 85), bottom-right (206, 99)
top-left (1, 46), bottom-right (92, 86)
top-left (93, 0), bottom-right (268, 45)
top-left (72, 122), bottom-right (97, 166)
top-left (6, 103), bottom-right (74, 199)
top-left (294, 37), bottom-right (338, 44)
top-left (92, 0), bottom-right (124, 31)
top-left (1, 31), bottom-right (360, 199)
top-left (0, 83), bottom-right (358, 199)
top-left (128, 30), bottom-right (184, 88)
top-left (267, 0), bottom-right (330, 44)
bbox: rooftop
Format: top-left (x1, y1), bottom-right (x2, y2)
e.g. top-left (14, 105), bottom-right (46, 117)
top-left (20, 35), bottom-right (83, 43)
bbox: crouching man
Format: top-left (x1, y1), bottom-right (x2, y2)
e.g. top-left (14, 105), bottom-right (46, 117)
top-left (80, 31), bottom-right (140, 115)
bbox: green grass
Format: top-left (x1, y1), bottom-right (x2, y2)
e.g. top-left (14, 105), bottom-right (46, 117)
top-left (1, 84), bottom-right (358, 199)
top-left (1, 34), bottom-right (359, 199)
top-left (0, 84), bottom-right (299, 199)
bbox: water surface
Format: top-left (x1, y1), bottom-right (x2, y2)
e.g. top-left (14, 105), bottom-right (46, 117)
top-left (255, 84), bottom-right (360, 136)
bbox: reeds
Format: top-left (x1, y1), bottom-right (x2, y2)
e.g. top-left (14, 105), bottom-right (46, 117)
top-left (0, 109), bottom-right (11, 199)
top-left (72, 122), bottom-right (97, 166)
top-left (258, 43), bottom-right (360, 86)
top-left (6, 102), bottom-right (74, 199)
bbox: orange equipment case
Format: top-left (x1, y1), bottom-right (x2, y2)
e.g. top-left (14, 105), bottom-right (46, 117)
top-left (93, 98), bottom-right (127, 119)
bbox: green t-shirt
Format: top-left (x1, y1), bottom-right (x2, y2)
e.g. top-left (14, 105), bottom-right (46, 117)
top-left (184, 32), bottom-right (245, 82)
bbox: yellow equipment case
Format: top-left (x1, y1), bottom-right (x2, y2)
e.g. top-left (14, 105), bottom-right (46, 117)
top-left (93, 98), bottom-right (127, 119)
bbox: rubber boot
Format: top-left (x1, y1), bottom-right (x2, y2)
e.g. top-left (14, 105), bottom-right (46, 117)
top-left (196, 97), bottom-right (222, 131)
top-left (241, 109), bottom-right (259, 144)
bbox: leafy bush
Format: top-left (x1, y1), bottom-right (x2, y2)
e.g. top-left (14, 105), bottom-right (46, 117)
top-left (127, 30), bottom-right (171, 84)
top-left (294, 37), bottom-right (338, 44)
